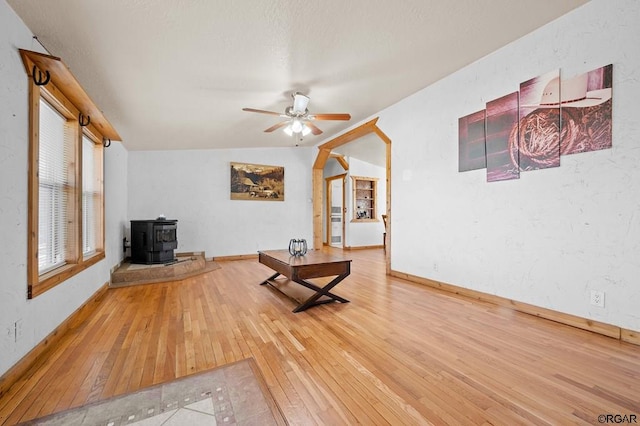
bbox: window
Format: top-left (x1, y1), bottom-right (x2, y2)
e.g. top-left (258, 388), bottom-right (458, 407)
top-left (38, 98), bottom-right (71, 274)
top-left (25, 60), bottom-right (106, 298)
top-left (82, 133), bottom-right (104, 258)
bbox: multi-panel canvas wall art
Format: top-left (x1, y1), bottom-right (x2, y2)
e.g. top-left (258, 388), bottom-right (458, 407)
top-left (458, 110), bottom-right (487, 172)
top-left (560, 64), bottom-right (613, 155)
top-left (230, 162), bottom-right (285, 201)
top-left (486, 92), bottom-right (520, 182)
top-left (458, 64), bottom-right (613, 182)
top-left (516, 69), bottom-right (561, 171)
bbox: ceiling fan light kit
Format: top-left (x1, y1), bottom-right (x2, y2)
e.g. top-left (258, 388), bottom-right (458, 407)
top-left (242, 92), bottom-right (352, 138)
top-left (283, 122), bottom-right (312, 137)
top-left (291, 119), bottom-right (303, 133)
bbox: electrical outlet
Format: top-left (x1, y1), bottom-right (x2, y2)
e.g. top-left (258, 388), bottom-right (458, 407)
top-left (433, 262), bottom-right (439, 272)
top-left (590, 290), bottom-right (605, 308)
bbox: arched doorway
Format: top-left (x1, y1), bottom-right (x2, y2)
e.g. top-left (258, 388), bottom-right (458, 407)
top-left (312, 117), bottom-right (391, 273)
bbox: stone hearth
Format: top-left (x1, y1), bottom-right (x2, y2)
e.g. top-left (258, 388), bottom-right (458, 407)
top-left (110, 252), bottom-right (220, 288)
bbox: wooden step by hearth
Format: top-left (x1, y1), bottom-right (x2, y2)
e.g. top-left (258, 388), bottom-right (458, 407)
top-left (110, 252), bottom-right (220, 288)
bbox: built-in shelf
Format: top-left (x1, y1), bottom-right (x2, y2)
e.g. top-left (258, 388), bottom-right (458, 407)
top-left (352, 176), bottom-right (378, 222)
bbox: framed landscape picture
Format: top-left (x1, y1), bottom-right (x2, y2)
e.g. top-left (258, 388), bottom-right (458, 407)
top-left (230, 162), bottom-right (285, 201)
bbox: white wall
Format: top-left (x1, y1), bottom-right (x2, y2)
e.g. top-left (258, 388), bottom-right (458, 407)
top-left (0, 0), bottom-right (129, 376)
top-left (377, 0), bottom-right (640, 331)
top-left (105, 143), bottom-right (129, 268)
top-left (345, 157), bottom-right (386, 248)
top-left (127, 147), bottom-right (314, 257)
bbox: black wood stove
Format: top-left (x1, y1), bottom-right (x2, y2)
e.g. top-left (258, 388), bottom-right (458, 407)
top-left (130, 219), bottom-right (178, 264)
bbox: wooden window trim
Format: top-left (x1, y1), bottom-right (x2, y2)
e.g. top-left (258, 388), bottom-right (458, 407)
top-left (21, 50), bottom-right (114, 299)
top-left (35, 253), bottom-right (105, 297)
top-left (19, 50), bottom-right (121, 140)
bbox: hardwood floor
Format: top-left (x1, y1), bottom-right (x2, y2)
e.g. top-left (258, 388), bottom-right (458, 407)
top-left (1, 248), bottom-right (638, 425)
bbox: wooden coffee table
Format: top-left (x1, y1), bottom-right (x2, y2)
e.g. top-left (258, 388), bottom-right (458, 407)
top-left (258, 250), bottom-right (352, 312)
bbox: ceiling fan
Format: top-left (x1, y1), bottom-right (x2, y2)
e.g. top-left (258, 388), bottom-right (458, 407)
top-left (242, 92), bottom-right (351, 137)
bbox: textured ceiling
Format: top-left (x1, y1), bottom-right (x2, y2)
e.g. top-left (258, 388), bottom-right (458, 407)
top-left (333, 134), bottom-right (387, 168)
top-left (7, 0), bottom-right (588, 151)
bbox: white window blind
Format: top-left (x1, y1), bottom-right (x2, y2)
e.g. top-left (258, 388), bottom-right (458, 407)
top-left (82, 135), bottom-right (97, 256)
top-left (38, 99), bottom-right (70, 273)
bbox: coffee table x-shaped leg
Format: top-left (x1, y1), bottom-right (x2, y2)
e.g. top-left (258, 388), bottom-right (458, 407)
top-left (258, 250), bottom-right (352, 313)
top-left (260, 271), bottom-right (350, 312)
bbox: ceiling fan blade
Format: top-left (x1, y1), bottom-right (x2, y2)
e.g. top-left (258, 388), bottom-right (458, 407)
top-left (264, 121), bottom-right (289, 132)
top-left (305, 122), bottom-right (323, 135)
top-left (308, 113), bottom-right (351, 121)
top-left (242, 108), bottom-right (284, 117)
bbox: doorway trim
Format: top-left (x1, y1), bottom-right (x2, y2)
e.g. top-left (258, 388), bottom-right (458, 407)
top-left (312, 117), bottom-right (391, 272)
top-left (325, 173), bottom-right (347, 248)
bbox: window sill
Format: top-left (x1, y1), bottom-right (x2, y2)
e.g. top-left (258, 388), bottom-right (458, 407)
top-left (30, 251), bottom-right (105, 299)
